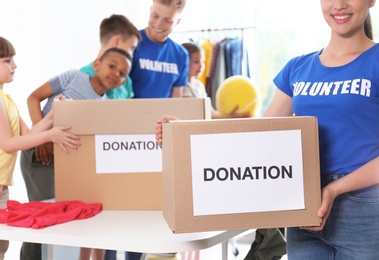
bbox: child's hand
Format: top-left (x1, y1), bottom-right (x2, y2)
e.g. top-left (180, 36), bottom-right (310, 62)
top-left (46, 95), bottom-right (67, 121)
top-left (35, 142), bottom-right (53, 165)
top-left (227, 105), bottom-right (251, 118)
top-left (53, 94), bottom-right (65, 101)
top-left (49, 126), bottom-right (80, 153)
top-left (155, 116), bottom-right (178, 148)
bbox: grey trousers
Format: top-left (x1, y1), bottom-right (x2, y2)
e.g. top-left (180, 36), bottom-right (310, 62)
top-left (244, 228), bottom-right (287, 260)
top-left (19, 148), bottom-right (55, 260)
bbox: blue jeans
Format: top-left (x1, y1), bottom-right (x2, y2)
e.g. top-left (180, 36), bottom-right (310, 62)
top-left (287, 174), bottom-right (379, 260)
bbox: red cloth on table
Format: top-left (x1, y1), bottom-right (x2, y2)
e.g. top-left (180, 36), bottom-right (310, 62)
top-left (0, 200), bottom-right (102, 229)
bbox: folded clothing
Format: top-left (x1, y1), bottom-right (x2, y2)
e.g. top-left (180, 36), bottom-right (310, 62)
top-left (0, 200), bottom-right (102, 229)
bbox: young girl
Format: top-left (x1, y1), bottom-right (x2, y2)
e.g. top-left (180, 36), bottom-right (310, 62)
top-left (181, 42), bottom-right (208, 99)
top-left (181, 42), bottom-right (250, 119)
top-left (0, 36), bottom-right (80, 260)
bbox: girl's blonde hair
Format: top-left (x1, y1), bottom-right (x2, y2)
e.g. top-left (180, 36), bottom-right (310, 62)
top-left (0, 37), bottom-right (16, 58)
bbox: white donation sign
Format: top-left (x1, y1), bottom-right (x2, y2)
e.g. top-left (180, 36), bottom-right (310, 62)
top-left (190, 130), bottom-right (305, 216)
top-left (95, 134), bottom-right (161, 173)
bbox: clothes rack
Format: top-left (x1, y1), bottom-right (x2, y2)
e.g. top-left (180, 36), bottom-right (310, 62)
top-left (173, 26), bottom-right (255, 34)
top-left (172, 26), bottom-right (255, 107)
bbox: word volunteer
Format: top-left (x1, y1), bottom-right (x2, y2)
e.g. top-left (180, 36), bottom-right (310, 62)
top-left (293, 78), bottom-right (371, 96)
top-left (139, 58), bottom-right (179, 74)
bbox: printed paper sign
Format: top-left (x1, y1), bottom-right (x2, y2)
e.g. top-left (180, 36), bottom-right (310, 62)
top-left (190, 130), bottom-right (305, 216)
top-left (95, 134), bottom-right (161, 173)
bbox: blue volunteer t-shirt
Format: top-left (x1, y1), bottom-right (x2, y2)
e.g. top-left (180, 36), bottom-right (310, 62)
top-left (274, 44), bottom-right (379, 175)
top-left (129, 29), bottom-right (189, 98)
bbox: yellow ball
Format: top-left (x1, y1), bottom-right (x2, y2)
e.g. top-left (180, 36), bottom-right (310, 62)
top-left (216, 75), bottom-right (262, 117)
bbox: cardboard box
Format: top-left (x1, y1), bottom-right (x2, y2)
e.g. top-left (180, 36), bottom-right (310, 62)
top-left (162, 116), bottom-right (321, 233)
top-left (53, 98), bottom-right (211, 210)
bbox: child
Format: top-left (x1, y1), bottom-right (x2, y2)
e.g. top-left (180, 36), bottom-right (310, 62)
top-left (27, 47), bottom-right (131, 117)
top-left (80, 14), bottom-right (141, 100)
top-left (181, 42), bottom-right (208, 99)
top-left (0, 36), bottom-right (80, 260)
top-left (23, 47), bottom-right (131, 260)
top-left (181, 42), bottom-right (250, 119)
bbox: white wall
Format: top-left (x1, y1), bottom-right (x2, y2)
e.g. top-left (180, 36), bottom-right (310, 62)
top-left (0, 1), bottom-right (255, 258)
top-left (0, 0), bottom-right (254, 194)
top-left (1, 1), bottom-right (148, 125)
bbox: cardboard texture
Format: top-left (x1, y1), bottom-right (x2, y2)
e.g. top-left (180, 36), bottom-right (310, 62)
top-left (162, 116), bottom-right (321, 233)
top-left (53, 98), bottom-right (211, 210)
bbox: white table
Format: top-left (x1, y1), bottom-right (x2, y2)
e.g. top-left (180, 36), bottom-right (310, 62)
top-left (0, 210), bottom-right (249, 259)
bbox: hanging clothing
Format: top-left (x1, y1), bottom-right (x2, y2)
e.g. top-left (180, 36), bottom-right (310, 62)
top-left (210, 39), bottom-right (228, 107)
top-left (206, 38), bottom-right (227, 103)
top-left (175, 27), bottom-right (254, 107)
top-left (199, 40), bottom-right (215, 86)
top-left (224, 37), bottom-right (243, 78)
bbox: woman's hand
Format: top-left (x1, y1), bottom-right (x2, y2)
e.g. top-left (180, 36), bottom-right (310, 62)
top-left (301, 185), bottom-right (336, 231)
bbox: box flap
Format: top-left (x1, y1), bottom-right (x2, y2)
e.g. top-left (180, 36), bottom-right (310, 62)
top-left (53, 98), bottom-right (211, 135)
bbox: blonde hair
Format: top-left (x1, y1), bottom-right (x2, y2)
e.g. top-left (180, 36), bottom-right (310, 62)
top-left (0, 37), bottom-right (16, 58)
top-left (153, 0), bottom-right (186, 11)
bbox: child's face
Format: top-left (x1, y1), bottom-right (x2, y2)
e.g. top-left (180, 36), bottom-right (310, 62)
top-left (95, 52), bottom-right (131, 90)
top-left (117, 35), bottom-right (139, 56)
top-left (0, 56), bottom-right (16, 85)
top-left (147, 2), bottom-right (181, 43)
top-left (189, 51), bottom-right (205, 79)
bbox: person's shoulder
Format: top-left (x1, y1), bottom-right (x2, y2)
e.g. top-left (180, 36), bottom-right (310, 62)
top-left (167, 38), bottom-right (189, 56)
top-left (367, 43), bottom-right (379, 54)
top-left (138, 29), bottom-right (150, 43)
top-left (286, 50), bottom-right (320, 66)
top-left (80, 61), bottom-right (95, 75)
top-left (66, 69), bottom-right (88, 76)
top-left (135, 29), bottom-right (155, 49)
top-left (60, 69), bottom-right (90, 81)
